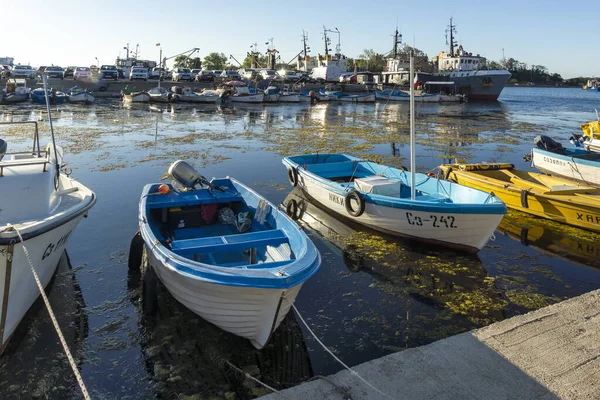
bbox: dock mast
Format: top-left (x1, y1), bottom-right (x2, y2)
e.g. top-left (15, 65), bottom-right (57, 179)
top-left (446, 18), bottom-right (457, 57)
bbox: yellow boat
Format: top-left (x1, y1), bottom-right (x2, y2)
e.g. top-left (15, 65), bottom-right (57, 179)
top-left (439, 163), bottom-right (600, 232)
top-left (576, 120), bottom-right (600, 152)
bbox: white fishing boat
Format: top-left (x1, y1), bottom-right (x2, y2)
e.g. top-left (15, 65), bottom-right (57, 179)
top-left (0, 81), bottom-right (95, 354)
top-left (531, 135), bottom-right (600, 187)
top-left (325, 90), bottom-right (376, 103)
top-left (137, 161), bottom-right (320, 349)
top-left (148, 86), bottom-right (176, 103)
top-left (282, 56), bottom-right (506, 252)
top-left (175, 87), bottom-right (221, 104)
top-left (299, 90), bottom-right (329, 102)
top-left (375, 90), bottom-right (441, 103)
top-left (65, 86), bottom-right (95, 104)
top-left (224, 81), bottom-right (264, 103)
top-left (263, 86), bottom-right (280, 103)
top-left (121, 87), bottom-right (150, 103)
top-left (0, 79), bottom-right (30, 104)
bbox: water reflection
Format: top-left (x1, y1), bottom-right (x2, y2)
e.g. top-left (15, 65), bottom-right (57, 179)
top-left (0, 252), bottom-right (88, 399)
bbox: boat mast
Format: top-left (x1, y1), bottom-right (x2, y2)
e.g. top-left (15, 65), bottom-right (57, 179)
top-left (323, 26), bottom-right (329, 57)
top-left (446, 18), bottom-right (456, 57)
top-left (409, 53), bottom-right (415, 200)
top-left (302, 30), bottom-right (308, 59)
top-left (392, 27), bottom-right (400, 58)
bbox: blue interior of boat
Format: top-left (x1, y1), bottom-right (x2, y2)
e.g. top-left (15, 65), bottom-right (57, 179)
top-left (144, 178), bottom-right (299, 269)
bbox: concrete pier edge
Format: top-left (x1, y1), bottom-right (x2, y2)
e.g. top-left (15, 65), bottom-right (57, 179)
top-left (261, 289), bottom-right (600, 399)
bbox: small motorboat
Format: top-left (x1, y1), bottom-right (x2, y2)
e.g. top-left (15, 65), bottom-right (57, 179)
top-left (263, 86), bottom-right (280, 103)
top-left (175, 86), bottom-right (221, 104)
top-left (439, 163), bottom-right (600, 232)
top-left (0, 82), bottom-right (95, 354)
top-left (299, 90), bottom-right (329, 102)
top-left (65, 85), bottom-right (95, 104)
top-left (324, 90), bottom-right (375, 103)
top-left (0, 79), bottom-right (30, 104)
top-left (137, 161), bottom-right (320, 349)
top-left (375, 90), bottom-right (441, 103)
top-left (571, 118), bottom-right (600, 153)
top-left (224, 81), bottom-right (264, 103)
top-left (148, 86), bottom-right (177, 103)
top-left (121, 87), bottom-right (150, 103)
top-left (31, 88), bottom-right (67, 104)
top-left (530, 135), bottom-right (600, 187)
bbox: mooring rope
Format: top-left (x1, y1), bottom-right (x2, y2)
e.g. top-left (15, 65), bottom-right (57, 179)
top-left (223, 359), bottom-right (291, 400)
top-left (7, 224), bottom-right (91, 400)
top-left (286, 299), bottom-right (396, 400)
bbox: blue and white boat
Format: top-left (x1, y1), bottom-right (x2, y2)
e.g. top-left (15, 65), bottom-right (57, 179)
top-left (531, 135), bottom-right (600, 187)
top-left (282, 154), bottom-right (505, 252)
top-left (299, 90), bottom-right (329, 102)
top-left (375, 89), bottom-right (440, 103)
top-left (322, 90), bottom-right (375, 103)
top-left (138, 161), bottom-right (321, 349)
top-left (65, 86), bottom-right (95, 104)
top-left (31, 88), bottom-right (67, 104)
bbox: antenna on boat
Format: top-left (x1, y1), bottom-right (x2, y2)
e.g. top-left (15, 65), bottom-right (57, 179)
top-left (41, 74), bottom-right (60, 189)
top-left (409, 53), bottom-right (416, 200)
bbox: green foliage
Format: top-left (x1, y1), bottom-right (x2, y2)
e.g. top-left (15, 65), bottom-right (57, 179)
top-left (496, 57), bottom-right (563, 85)
top-left (172, 56), bottom-right (202, 69)
top-left (356, 49), bottom-right (386, 72)
top-left (242, 53), bottom-right (267, 68)
top-left (203, 52), bottom-right (228, 70)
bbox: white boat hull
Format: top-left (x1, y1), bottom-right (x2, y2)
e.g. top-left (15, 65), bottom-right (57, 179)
top-left (230, 93), bottom-right (265, 103)
top-left (145, 247), bottom-right (303, 348)
top-left (0, 216), bottom-right (85, 349)
top-left (532, 150), bottom-right (600, 186)
top-left (296, 173), bottom-right (503, 251)
top-left (123, 93), bottom-right (150, 103)
top-left (68, 92), bottom-right (95, 104)
top-left (179, 94), bottom-right (219, 103)
top-left (333, 94), bottom-right (376, 103)
top-left (375, 92), bottom-right (441, 103)
top-left (149, 94), bottom-right (169, 103)
top-left (278, 94), bottom-right (300, 103)
top-left (264, 94), bottom-right (280, 102)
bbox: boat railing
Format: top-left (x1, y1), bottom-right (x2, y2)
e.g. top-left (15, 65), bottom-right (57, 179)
top-left (0, 121), bottom-right (42, 157)
top-left (0, 121), bottom-right (49, 176)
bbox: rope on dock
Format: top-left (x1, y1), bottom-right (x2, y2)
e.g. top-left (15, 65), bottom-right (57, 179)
top-left (8, 224), bottom-right (91, 400)
top-left (223, 359), bottom-right (291, 400)
top-left (286, 299), bottom-right (397, 400)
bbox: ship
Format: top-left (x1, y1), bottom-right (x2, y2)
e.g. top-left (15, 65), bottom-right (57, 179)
top-left (309, 26), bottom-right (349, 82)
top-left (382, 18), bottom-right (511, 101)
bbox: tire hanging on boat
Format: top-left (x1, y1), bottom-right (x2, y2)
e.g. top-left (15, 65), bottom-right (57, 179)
top-left (344, 190), bottom-right (365, 217)
top-left (287, 167), bottom-right (298, 187)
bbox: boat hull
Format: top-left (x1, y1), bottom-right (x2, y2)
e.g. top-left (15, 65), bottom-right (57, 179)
top-left (123, 93), bottom-right (150, 103)
top-left (145, 246), bottom-right (303, 349)
top-left (230, 93), bottom-right (265, 103)
top-left (441, 165), bottom-right (600, 232)
top-left (31, 94), bottom-right (67, 104)
top-left (0, 94), bottom-right (29, 104)
top-left (0, 215), bottom-right (85, 351)
top-left (179, 94), bottom-right (219, 103)
top-left (531, 148), bottom-right (600, 187)
top-left (375, 91), bottom-right (440, 103)
top-left (288, 166), bottom-right (502, 252)
top-left (279, 94), bottom-right (300, 103)
top-left (417, 70), bottom-right (511, 100)
top-left (263, 94), bottom-right (280, 102)
top-left (68, 92), bottom-right (95, 104)
top-left (332, 93), bottom-right (375, 103)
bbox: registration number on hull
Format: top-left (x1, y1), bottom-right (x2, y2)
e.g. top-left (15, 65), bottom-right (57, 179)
top-left (406, 212), bottom-right (458, 228)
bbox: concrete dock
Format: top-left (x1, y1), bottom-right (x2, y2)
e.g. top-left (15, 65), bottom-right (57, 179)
top-left (262, 289), bottom-right (600, 400)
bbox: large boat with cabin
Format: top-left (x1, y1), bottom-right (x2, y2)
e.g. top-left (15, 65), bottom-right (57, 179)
top-left (309, 26), bottom-right (349, 82)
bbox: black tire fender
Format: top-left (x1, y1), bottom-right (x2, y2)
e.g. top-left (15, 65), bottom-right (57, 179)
top-left (344, 190), bottom-right (365, 217)
top-left (286, 199), bottom-right (300, 220)
top-left (287, 167), bottom-right (298, 187)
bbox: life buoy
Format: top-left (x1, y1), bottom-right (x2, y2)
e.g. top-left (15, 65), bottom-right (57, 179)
top-left (286, 199), bottom-right (300, 220)
top-left (287, 167), bottom-right (298, 187)
top-left (344, 190), bottom-right (365, 217)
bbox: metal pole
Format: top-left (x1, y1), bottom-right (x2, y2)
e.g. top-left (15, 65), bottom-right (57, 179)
top-left (158, 47), bottom-right (162, 88)
top-left (41, 74), bottom-right (60, 188)
top-left (409, 55), bottom-right (416, 201)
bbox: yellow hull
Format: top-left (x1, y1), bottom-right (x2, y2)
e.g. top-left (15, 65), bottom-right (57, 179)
top-left (439, 164), bottom-right (600, 233)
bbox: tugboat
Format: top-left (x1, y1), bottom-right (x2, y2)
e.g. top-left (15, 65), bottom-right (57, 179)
top-left (382, 19), bottom-right (511, 101)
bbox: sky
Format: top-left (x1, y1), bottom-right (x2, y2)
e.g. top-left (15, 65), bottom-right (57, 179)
top-left (2, 0), bottom-right (597, 78)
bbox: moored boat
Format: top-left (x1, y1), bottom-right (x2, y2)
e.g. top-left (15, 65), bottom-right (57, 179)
top-left (121, 87), bottom-right (150, 103)
top-left (65, 86), bottom-right (95, 104)
top-left (571, 119), bottom-right (600, 152)
top-left (375, 90), bottom-right (441, 103)
top-left (223, 81), bottom-right (264, 103)
top-left (138, 160), bottom-right (320, 349)
top-left (299, 90), bottom-right (329, 102)
top-left (325, 91), bottom-right (375, 103)
top-left (530, 135), bottom-right (600, 187)
top-left (148, 86), bottom-right (176, 103)
top-left (31, 88), bottom-right (67, 104)
top-left (439, 163), bottom-right (600, 232)
top-left (263, 86), bottom-right (280, 103)
top-left (0, 79), bottom-right (30, 105)
top-left (0, 113), bottom-right (95, 353)
top-left (173, 86), bottom-right (222, 103)
top-left (283, 154), bottom-right (505, 252)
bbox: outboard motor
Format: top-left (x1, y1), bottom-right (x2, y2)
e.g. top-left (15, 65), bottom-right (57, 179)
top-left (0, 139), bottom-right (6, 161)
top-left (534, 135), bottom-right (564, 154)
top-left (168, 160), bottom-right (214, 190)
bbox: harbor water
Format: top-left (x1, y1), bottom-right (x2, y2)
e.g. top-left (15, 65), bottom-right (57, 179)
top-left (1, 86), bottom-right (600, 399)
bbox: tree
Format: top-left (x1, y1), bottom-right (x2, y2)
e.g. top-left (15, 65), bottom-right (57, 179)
top-left (357, 49), bottom-right (386, 72)
top-left (203, 52), bottom-right (228, 70)
top-left (242, 53), bottom-right (267, 68)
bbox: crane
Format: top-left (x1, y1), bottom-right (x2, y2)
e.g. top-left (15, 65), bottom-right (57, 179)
top-left (162, 47), bottom-right (200, 70)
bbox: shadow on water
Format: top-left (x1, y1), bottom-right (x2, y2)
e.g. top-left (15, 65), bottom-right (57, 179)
top-left (126, 260), bottom-right (313, 399)
top-left (0, 252), bottom-right (88, 399)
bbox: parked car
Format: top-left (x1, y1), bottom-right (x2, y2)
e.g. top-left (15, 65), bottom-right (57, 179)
top-left (220, 70), bottom-right (241, 80)
top-left (195, 70), bottom-right (215, 82)
top-left (44, 66), bottom-right (64, 79)
top-left (63, 66), bottom-right (76, 78)
top-left (339, 72), bottom-right (357, 83)
top-left (129, 67), bottom-right (149, 81)
top-left (211, 70), bottom-right (223, 78)
top-left (172, 68), bottom-right (193, 82)
top-left (190, 69), bottom-right (201, 80)
top-left (238, 68), bottom-right (258, 80)
top-left (259, 69), bottom-right (276, 80)
top-left (150, 67), bottom-right (166, 80)
top-left (277, 70), bottom-right (303, 82)
top-left (99, 65), bottom-right (119, 80)
top-left (73, 66), bottom-right (91, 80)
top-left (0, 65), bottom-right (11, 79)
top-left (11, 65), bottom-right (36, 79)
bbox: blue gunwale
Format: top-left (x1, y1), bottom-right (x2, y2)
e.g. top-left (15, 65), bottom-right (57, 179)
top-left (139, 178), bottom-right (321, 289)
top-left (532, 147), bottom-right (600, 168)
top-left (283, 154), bottom-right (506, 215)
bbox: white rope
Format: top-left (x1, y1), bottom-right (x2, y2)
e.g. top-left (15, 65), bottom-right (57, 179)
top-left (286, 299), bottom-right (396, 400)
top-left (223, 359), bottom-right (291, 400)
top-left (7, 224), bottom-right (91, 400)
